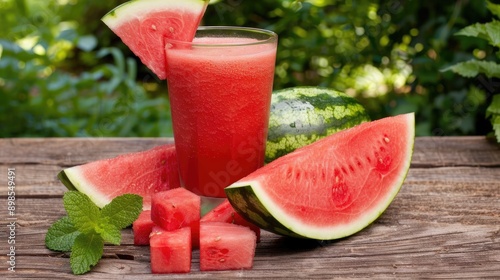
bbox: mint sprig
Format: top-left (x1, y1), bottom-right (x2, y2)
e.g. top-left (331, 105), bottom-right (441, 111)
top-left (45, 191), bottom-right (143, 275)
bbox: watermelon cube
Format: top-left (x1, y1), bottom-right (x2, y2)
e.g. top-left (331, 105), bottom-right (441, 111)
top-left (200, 222), bottom-right (257, 271)
top-left (150, 226), bottom-right (192, 274)
top-left (151, 188), bottom-right (200, 231)
top-left (201, 199), bottom-right (261, 242)
top-left (132, 210), bottom-right (154, 246)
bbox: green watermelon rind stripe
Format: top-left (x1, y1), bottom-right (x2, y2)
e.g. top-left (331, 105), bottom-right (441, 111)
top-left (57, 170), bottom-right (77, 191)
top-left (266, 87), bottom-right (370, 163)
top-left (225, 185), bottom-right (305, 238)
top-left (267, 105), bottom-right (370, 141)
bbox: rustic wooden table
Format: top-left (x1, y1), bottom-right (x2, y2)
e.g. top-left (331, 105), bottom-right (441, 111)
top-left (1, 137), bottom-right (499, 279)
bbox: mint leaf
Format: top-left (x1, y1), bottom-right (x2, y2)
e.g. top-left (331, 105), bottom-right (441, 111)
top-left (47, 192), bottom-right (143, 274)
top-left (96, 217), bottom-right (122, 245)
top-left (63, 191), bottom-right (101, 234)
top-left (100, 193), bottom-right (143, 229)
top-left (70, 232), bottom-right (104, 275)
top-left (45, 216), bottom-right (80, 252)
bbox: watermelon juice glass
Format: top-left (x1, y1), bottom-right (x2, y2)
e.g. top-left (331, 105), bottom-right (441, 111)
top-left (165, 26), bottom-right (278, 198)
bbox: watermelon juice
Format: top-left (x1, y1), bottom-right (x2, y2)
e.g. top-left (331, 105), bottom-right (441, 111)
top-left (165, 27), bottom-right (278, 198)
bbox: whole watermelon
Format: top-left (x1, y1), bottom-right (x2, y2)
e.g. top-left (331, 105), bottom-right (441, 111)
top-left (265, 87), bottom-right (370, 163)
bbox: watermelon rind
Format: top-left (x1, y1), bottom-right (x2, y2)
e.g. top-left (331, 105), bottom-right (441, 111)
top-left (57, 170), bottom-right (77, 191)
top-left (59, 168), bottom-right (112, 209)
top-left (102, 0), bottom-right (208, 29)
top-left (266, 87), bottom-right (370, 163)
top-left (226, 113), bottom-right (415, 240)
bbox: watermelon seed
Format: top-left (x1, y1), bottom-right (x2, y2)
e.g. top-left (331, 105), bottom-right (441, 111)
top-left (349, 165), bottom-right (354, 172)
top-left (219, 258), bottom-right (225, 262)
top-left (215, 236), bottom-right (221, 242)
top-left (169, 27), bottom-right (174, 33)
top-left (151, 24), bottom-right (157, 31)
top-left (384, 137), bottom-right (390, 143)
top-left (341, 166), bottom-right (347, 174)
top-left (331, 180), bottom-right (350, 209)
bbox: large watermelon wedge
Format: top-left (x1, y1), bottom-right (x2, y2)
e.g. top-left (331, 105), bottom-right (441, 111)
top-left (58, 144), bottom-right (180, 210)
top-left (225, 113), bottom-right (415, 240)
top-left (102, 0), bottom-right (209, 80)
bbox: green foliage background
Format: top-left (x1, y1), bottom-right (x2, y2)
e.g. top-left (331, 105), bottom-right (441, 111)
top-left (1, 0), bottom-right (499, 138)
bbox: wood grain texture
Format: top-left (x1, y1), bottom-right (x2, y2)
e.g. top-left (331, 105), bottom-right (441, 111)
top-left (0, 137), bottom-right (499, 279)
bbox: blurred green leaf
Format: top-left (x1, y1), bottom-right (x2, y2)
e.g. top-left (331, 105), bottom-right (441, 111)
top-left (77, 35), bottom-right (98, 51)
top-left (456, 21), bottom-right (500, 47)
top-left (486, 0), bottom-right (500, 18)
top-left (443, 60), bottom-right (500, 78)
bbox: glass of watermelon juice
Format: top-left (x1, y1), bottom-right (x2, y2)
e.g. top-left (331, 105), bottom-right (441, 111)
top-left (165, 26), bottom-right (278, 198)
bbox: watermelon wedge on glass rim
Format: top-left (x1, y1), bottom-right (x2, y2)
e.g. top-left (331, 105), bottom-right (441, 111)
top-left (225, 113), bottom-right (415, 240)
top-left (102, 0), bottom-right (209, 80)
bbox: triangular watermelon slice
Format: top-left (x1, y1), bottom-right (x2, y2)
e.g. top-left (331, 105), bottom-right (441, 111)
top-left (102, 0), bottom-right (209, 80)
top-left (58, 144), bottom-right (180, 210)
top-left (225, 113), bottom-right (415, 240)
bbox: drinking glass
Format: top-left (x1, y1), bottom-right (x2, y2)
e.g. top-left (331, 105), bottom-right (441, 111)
top-left (165, 26), bottom-right (278, 198)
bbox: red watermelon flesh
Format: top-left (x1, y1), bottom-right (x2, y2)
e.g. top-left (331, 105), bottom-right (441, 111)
top-left (133, 210), bottom-right (155, 246)
top-left (151, 188), bottom-right (200, 231)
top-left (226, 113), bottom-right (415, 240)
top-left (199, 222), bottom-right (256, 271)
top-left (201, 199), bottom-right (261, 242)
top-left (58, 144), bottom-right (180, 210)
top-left (102, 0), bottom-right (209, 80)
top-left (150, 226), bottom-right (192, 274)
top-left (190, 220), bottom-right (201, 249)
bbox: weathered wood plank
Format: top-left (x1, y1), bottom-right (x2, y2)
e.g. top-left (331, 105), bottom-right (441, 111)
top-left (1, 137), bottom-right (499, 167)
top-left (1, 164), bottom-right (499, 204)
top-left (0, 138), bottom-right (172, 166)
top-left (412, 136), bottom-right (500, 167)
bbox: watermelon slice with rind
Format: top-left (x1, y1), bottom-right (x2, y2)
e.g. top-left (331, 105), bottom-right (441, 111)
top-left (58, 144), bottom-right (180, 210)
top-left (102, 0), bottom-right (209, 80)
top-left (225, 113), bottom-right (415, 240)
